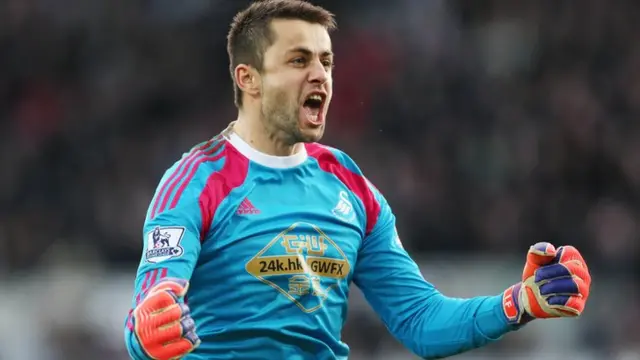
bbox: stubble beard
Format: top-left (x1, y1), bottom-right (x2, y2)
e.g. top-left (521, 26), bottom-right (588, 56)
top-left (261, 88), bottom-right (307, 145)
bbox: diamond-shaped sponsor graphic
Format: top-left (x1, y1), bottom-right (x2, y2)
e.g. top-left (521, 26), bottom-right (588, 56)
top-left (245, 222), bottom-right (350, 313)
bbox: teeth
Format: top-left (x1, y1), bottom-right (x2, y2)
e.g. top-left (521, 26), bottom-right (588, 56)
top-left (308, 94), bottom-right (323, 101)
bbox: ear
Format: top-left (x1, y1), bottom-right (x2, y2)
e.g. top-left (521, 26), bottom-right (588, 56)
top-left (235, 64), bottom-right (261, 98)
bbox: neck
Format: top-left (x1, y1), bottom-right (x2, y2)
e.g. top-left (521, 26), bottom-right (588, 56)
top-left (233, 107), bottom-right (302, 157)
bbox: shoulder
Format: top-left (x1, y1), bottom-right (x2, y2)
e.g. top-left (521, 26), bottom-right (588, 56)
top-left (150, 136), bottom-right (242, 219)
top-left (160, 137), bottom-right (229, 190)
top-left (305, 143), bottom-right (364, 176)
top-left (305, 143), bottom-right (381, 234)
top-left (167, 137), bottom-right (229, 177)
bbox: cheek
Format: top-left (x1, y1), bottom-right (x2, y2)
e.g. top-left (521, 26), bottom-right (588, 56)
top-left (325, 78), bottom-right (333, 94)
top-left (325, 83), bottom-right (333, 107)
top-left (265, 78), bottom-right (296, 99)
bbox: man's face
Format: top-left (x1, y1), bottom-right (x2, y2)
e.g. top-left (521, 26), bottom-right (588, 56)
top-left (259, 19), bottom-right (333, 144)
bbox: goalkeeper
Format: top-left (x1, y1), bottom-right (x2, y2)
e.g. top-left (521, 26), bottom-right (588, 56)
top-left (124, 1), bottom-right (592, 359)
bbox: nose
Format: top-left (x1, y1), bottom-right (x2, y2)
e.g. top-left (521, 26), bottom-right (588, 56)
top-left (308, 59), bottom-right (329, 84)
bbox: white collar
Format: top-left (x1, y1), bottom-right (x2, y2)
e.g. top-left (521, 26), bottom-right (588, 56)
top-left (226, 132), bottom-right (308, 169)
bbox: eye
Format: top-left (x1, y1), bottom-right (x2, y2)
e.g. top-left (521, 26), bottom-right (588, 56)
top-left (290, 57), bottom-right (307, 66)
top-left (322, 59), bottom-right (334, 68)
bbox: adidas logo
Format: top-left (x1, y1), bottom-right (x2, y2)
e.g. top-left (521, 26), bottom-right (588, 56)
top-left (237, 198), bottom-right (260, 215)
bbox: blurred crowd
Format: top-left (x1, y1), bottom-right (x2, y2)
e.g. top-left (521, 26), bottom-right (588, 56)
top-left (1, 0), bottom-right (639, 359)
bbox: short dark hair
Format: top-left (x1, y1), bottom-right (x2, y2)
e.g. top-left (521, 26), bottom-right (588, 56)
top-left (227, 0), bottom-right (337, 108)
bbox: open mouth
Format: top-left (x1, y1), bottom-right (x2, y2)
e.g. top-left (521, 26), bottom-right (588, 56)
top-left (302, 93), bottom-right (325, 125)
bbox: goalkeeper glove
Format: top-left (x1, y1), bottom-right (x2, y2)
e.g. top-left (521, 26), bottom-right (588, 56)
top-left (132, 278), bottom-right (201, 359)
top-left (502, 242), bottom-right (591, 325)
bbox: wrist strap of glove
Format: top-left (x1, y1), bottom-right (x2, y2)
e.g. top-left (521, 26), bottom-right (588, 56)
top-left (502, 283), bottom-right (533, 326)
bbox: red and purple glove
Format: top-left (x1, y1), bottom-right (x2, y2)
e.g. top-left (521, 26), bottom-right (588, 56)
top-left (502, 242), bottom-right (591, 325)
top-left (132, 278), bottom-right (201, 359)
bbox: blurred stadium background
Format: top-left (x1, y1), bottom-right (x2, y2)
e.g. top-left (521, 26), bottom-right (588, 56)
top-left (1, 0), bottom-right (639, 359)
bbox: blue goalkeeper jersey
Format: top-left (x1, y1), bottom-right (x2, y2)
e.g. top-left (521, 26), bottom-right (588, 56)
top-left (124, 127), bottom-right (516, 360)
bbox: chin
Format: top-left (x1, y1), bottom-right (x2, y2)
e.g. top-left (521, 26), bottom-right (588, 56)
top-left (297, 125), bottom-right (325, 143)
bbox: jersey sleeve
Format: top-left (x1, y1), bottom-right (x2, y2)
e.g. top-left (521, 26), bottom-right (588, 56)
top-left (124, 163), bottom-right (207, 360)
top-left (353, 184), bottom-right (518, 359)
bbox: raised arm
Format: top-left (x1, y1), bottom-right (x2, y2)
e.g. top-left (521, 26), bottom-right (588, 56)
top-left (353, 186), bottom-right (516, 358)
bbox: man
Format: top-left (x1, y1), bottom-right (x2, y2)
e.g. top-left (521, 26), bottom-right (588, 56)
top-left (124, 1), bottom-right (592, 359)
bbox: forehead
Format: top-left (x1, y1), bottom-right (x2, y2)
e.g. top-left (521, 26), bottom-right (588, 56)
top-left (267, 19), bottom-right (332, 54)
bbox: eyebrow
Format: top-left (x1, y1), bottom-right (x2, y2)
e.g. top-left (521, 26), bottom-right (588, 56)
top-left (287, 47), bottom-right (333, 57)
